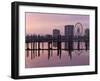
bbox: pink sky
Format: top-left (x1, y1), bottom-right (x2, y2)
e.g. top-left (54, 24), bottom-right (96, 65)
top-left (25, 12), bottom-right (89, 35)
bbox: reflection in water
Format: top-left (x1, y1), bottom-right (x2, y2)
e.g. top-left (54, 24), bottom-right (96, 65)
top-left (25, 42), bottom-right (89, 68)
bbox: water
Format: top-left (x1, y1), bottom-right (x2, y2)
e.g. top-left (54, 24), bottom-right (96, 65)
top-left (25, 42), bottom-right (89, 68)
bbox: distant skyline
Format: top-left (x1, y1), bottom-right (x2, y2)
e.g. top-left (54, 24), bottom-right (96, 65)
top-left (25, 12), bottom-right (89, 35)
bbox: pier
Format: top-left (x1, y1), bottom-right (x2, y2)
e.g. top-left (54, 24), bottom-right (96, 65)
top-left (25, 35), bottom-right (89, 60)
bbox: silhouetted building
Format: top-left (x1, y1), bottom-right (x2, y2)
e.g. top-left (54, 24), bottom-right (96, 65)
top-left (53, 29), bottom-right (60, 47)
top-left (64, 25), bottom-right (74, 49)
top-left (84, 28), bottom-right (89, 50)
top-left (85, 28), bottom-right (89, 37)
top-left (84, 28), bottom-right (89, 42)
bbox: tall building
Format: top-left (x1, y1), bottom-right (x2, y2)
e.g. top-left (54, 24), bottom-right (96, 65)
top-left (84, 28), bottom-right (89, 50)
top-left (85, 28), bottom-right (89, 37)
top-left (84, 28), bottom-right (89, 43)
top-left (65, 25), bottom-right (74, 37)
top-left (64, 25), bottom-right (74, 49)
top-left (53, 29), bottom-right (60, 47)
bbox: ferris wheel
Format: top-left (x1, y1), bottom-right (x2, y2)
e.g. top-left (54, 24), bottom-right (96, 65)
top-left (74, 22), bottom-right (83, 36)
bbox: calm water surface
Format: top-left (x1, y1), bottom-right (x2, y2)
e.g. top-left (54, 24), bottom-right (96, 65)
top-left (25, 42), bottom-right (89, 68)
